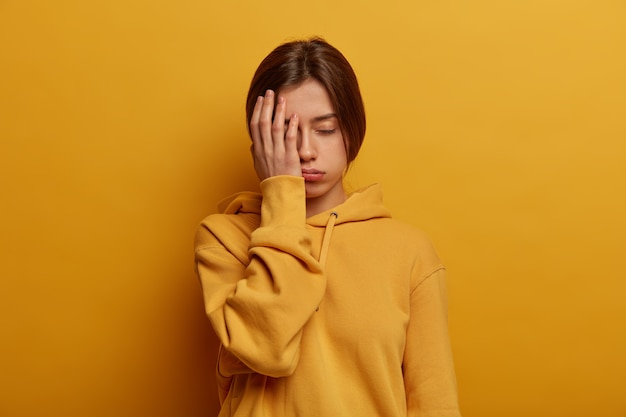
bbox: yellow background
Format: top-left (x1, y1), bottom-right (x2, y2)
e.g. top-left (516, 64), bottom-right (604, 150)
top-left (1, 1), bottom-right (625, 416)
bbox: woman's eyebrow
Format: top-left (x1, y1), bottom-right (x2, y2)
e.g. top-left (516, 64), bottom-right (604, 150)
top-left (284, 113), bottom-right (338, 124)
top-left (312, 113), bottom-right (338, 122)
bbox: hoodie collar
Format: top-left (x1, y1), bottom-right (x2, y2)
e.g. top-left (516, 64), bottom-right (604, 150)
top-left (306, 183), bottom-right (391, 226)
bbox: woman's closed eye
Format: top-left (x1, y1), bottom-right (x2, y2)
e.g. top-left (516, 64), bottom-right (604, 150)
top-left (316, 128), bottom-right (337, 135)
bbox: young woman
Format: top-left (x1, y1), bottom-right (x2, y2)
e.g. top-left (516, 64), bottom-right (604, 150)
top-left (194, 37), bottom-right (461, 417)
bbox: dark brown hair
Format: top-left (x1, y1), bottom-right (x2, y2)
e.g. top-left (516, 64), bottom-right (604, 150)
top-left (246, 37), bottom-right (366, 164)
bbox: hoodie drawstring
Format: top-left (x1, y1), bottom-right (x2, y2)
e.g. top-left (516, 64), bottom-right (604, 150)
top-left (316, 212), bottom-right (338, 312)
top-left (319, 211), bottom-right (338, 267)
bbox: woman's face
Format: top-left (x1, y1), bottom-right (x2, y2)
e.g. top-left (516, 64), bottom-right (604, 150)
top-left (278, 79), bottom-right (348, 216)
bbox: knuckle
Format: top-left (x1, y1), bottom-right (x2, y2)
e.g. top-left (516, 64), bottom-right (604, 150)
top-left (258, 118), bottom-right (271, 130)
top-left (271, 124), bottom-right (283, 135)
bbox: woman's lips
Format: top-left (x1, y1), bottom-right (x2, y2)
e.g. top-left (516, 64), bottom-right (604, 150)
top-left (301, 168), bottom-right (324, 182)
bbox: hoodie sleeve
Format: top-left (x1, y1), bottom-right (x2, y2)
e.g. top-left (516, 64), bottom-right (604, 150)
top-left (194, 176), bottom-right (326, 378)
top-left (403, 266), bottom-right (462, 417)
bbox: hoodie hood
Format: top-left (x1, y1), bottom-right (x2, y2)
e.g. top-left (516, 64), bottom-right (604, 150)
top-left (218, 191), bottom-right (262, 215)
top-left (217, 183), bottom-right (392, 226)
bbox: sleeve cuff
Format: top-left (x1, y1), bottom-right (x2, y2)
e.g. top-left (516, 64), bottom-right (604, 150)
top-left (259, 176), bottom-right (306, 228)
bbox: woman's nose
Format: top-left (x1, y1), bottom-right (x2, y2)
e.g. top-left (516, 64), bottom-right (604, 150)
top-left (298, 131), bottom-right (317, 161)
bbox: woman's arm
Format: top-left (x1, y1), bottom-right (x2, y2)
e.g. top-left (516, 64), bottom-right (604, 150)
top-left (403, 266), bottom-right (462, 416)
top-left (195, 176), bottom-right (325, 378)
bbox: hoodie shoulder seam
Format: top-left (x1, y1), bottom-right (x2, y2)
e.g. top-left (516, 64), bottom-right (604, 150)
top-left (411, 264), bottom-right (446, 294)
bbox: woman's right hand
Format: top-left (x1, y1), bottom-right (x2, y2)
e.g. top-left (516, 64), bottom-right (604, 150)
top-left (250, 90), bottom-right (301, 181)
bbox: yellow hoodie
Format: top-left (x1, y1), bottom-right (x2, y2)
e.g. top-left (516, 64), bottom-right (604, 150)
top-left (194, 176), bottom-right (461, 417)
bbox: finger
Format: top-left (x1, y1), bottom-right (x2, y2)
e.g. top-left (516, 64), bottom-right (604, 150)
top-left (259, 90), bottom-right (275, 155)
top-left (250, 96), bottom-right (271, 180)
top-left (284, 113), bottom-right (299, 158)
top-left (272, 95), bottom-right (287, 151)
top-left (249, 95), bottom-right (264, 150)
